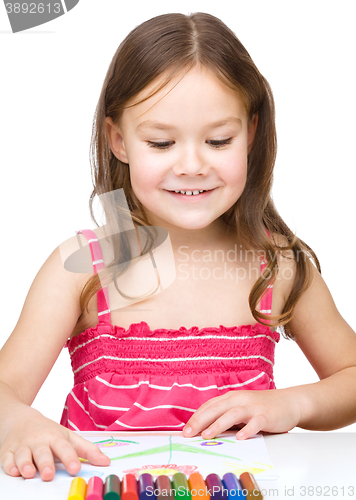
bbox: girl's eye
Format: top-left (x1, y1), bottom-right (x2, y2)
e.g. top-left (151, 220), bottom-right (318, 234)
top-left (207, 138), bottom-right (233, 148)
top-left (147, 141), bottom-right (174, 149)
top-left (146, 138), bottom-right (233, 150)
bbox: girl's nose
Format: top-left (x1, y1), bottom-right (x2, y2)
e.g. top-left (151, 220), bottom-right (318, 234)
top-left (173, 145), bottom-right (209, 176)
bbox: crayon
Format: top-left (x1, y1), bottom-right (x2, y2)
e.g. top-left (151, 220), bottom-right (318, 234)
top-left (222, 473), bottom-right (246, 499)
top-left (188, 472), bottom-right (210, 500)
top-left (86, 476), bottom-right (104, 500)
top-left (205, 474), bottom-right (225, 500)
top-left (239, 473), bottom-right (263, 500)
top-left (171, 472), bottom-right (191, 500)
top-left (122, 474), bottom-right (139, 500)
top-left (68, 477), bottom-right (87, 500)
top-left (155, 475), bottom-right (174, 500)
top-left (104, 474), bottom-right (121, 500)
top-left (138, 473), bottom-right (156, 500)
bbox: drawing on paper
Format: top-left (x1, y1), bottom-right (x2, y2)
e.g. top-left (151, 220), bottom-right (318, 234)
top-left (28, 431), bottom-right (278, 483)
top-left (93, 437), bottom-right (140, 448)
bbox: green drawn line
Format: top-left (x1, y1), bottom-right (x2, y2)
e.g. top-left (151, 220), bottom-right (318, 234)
top-left (168, 435), bottom-right (173, 464)
top-left (94, 437), bottom-right (140, 445)
top-left (110, 440), bottom-right (242, 462)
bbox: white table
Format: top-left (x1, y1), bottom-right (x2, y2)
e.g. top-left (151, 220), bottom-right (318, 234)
top-left (1, 432), bottom-right (355, 500)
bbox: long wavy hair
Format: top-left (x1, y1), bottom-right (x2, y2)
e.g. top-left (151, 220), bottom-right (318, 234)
top-left (79, 12), bottom-right (321, 340)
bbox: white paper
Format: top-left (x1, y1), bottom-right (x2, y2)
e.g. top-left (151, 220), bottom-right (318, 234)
top-left (27, 431), bottom-right (278, 483)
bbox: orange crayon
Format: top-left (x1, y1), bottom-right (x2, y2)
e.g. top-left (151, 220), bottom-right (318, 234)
top-left (188, 472), bottom-right (210, 500)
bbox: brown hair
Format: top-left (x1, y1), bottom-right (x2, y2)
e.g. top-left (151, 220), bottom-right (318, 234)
top-left (80, 12), bottom-right (321, 340)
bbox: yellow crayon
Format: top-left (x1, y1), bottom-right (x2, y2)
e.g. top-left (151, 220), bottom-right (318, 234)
top-left (68, 477), bottom-right (87, 500)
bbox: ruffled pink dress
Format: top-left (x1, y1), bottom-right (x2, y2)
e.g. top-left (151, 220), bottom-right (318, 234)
top-left (60, 229), bottom-right (279, 431)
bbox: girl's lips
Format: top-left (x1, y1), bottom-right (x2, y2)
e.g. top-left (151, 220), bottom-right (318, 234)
top-left (165, 189), bottom-right (215, 200)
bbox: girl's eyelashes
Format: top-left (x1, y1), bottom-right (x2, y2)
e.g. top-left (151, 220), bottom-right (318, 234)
top-left (208, 138), bottom-right (233, 148)
top-left (146, 138), bottom-right (233, 150)
top-left (147, 141), bottom-right (174, 149)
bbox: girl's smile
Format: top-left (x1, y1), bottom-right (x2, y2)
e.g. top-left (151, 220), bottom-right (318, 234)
top-left (164, 187), bottom-right (217, 201)
top-left (106, 65), bottom-right (257, 237)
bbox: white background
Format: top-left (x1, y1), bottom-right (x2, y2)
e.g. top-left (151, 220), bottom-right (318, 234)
top-left (0, 1), bottom-right (355, 432)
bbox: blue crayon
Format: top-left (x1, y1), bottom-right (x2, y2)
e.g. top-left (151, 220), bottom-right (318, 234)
top-left (138, 473), bottom-right (156, 500)
top-left (222, 473), bottom-right (246, 499)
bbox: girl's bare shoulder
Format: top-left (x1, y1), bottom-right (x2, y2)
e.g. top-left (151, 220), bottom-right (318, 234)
top-left (0, 233), bottom-right (97, 405)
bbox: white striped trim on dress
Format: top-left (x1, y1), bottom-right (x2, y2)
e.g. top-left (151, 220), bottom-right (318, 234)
top-left (112, 420), bottom-right (185, 430)
top-left (87, 394), bottom-right (130, 412)
top-left (260, 309), bottom-right (272, 314)
top-left (93, 259), bottom-right (104, 266)
top-left (94, 371), bottom-right (267, 392)
top-left (67, 419), bottom-right (81, 431)
top-left (69, 390), bottom-right (107, 429)
top-left (88, 238), bottom-right (98, 243)
top-left (73, 354), bottom-right (274, 375)
top-left (81, 373), bottom-right (268, 413)
top-left (97, 309), bottom-right (111, 317)
top-left (81, 372), bottom-right (269, 411)
top-left (133, 402), bottom-right (196, 413)
top-left (68, 332), bottom-right (277, 356)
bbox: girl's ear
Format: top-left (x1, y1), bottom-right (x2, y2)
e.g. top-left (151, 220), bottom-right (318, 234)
top-left (247, 113), bottom-right (258, 153)
top-left (105, 116), bottom-right (129, 163)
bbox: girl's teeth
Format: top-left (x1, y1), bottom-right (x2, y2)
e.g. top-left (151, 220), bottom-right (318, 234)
top-left (173, 190), bottom-right (206, 195)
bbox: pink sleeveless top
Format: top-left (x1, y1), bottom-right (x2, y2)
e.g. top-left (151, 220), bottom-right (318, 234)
top-left (60, 229), bottom-right (279, 431)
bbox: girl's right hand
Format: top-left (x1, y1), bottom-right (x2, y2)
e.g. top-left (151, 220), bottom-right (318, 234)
top-left (0, 408), bottom-right (111, 481)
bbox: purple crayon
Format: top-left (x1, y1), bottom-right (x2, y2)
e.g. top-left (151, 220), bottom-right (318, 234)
top-left (205, 474), bottom-right (225, 500)
top-left (138, 473), bottom-right (156, 500)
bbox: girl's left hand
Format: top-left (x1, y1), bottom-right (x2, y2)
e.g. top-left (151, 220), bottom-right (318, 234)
top-left (182, 389), bottom-right (303, 440)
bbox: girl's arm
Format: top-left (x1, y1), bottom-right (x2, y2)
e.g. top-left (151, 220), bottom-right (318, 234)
top-left (182, 246), bottom-right (356, 439)
top-left (281, 257), bottom-right (356, 431)
top-left (0, 245), bottom-right (110, 481)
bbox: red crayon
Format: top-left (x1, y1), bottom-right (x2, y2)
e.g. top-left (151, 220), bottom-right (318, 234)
top-left (122, 474), bottom-right (139, 500)
top-left (86, 476), bottom-right (104, 500)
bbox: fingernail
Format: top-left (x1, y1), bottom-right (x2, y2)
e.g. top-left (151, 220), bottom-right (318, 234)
top-left (69, 461), bottom-right (79, 470)
top-left (42, 467), bottom-right (52, 476)
top-left (204, 429), bottom-right (212, 436)
top-left (23, 465), bottom-right (33, 473)
top-left (184, 426), bottom-right (192, 435)
top-left (237, 431), bottom-right (245, 439)
top-left (10, 467), bottom-right (18, 475)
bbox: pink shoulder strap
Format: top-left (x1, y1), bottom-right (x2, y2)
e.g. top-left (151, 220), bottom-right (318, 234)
top-left (76, 229), bottom-right (111, 324)
top-left (259, 229), bottom-right (273, 325)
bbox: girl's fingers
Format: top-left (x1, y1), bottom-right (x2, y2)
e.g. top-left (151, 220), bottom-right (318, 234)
top-left (188, 393), bottom-right (231, 421)
top-left (201, 406), bottom-right (250, 439)
top-left (184, 396), bottom-right (238, 437)
top-left (32, 443), bottom-right (61, 482)
top-left (13, 446), bottom-right (37, 478)
top-left (235, 414), bottom-right (267, 440)
top-left (69, 433), bottom-right (111, 466)
top-left (50, 438), bottom-right (83, 476)
top-left (0, 451), bottom-right (21, 477)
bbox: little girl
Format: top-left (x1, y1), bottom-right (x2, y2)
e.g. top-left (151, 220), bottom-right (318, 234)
top-left (1, 12), bottom-right (356, 483)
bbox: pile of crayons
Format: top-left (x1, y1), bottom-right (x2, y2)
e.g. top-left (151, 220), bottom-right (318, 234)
top-left (67, 471), bottom-right (263, 500)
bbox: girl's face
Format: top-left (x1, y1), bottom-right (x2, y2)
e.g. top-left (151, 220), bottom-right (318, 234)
top-left (106, 65), bottom-right (257, 233)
